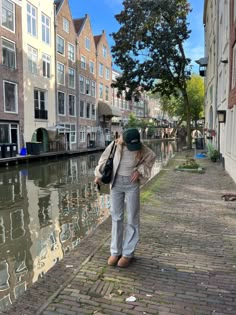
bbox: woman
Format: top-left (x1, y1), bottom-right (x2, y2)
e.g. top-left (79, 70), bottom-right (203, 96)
top-left (94, 128), bottom-right (156, 268)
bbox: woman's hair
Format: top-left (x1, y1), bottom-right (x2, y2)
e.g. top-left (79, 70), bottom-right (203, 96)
top-left (116, 133), bottom-right (143, 161)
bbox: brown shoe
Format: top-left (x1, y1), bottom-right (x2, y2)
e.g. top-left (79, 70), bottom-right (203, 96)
top-left (107, 255), bottom-right (121, 266)
top-left (117, 256), bottom-right (133, 268)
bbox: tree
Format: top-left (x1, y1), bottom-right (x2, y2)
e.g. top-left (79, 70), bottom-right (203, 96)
top-left (111, 0), bottom-right (193, 148)
top-left (159, 75), bottom-right (204, 127)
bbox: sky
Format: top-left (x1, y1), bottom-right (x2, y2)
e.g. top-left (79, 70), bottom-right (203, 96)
top-left (69, 0), bottom-right (205, 74)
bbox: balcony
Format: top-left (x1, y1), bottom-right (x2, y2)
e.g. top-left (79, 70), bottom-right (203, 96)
top-left (35, 109), bottom-right (48, 120)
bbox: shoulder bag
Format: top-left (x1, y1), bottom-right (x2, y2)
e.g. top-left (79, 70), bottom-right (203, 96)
top-left (101, 141), bottom-right (117, 184)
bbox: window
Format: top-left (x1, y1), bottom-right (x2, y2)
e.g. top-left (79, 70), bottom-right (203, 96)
top-left (42, 53), bottom-right (50, 78)
top-left (232, 43), bottom-right (236, 89)
top-left (3, 81), bottom-right (17, 113)
top-left (79, 75), bottom-right (85, 93)
top-left (34, 89), bottom-right (47, 119)
top-left (27, 2), bottom-right (37, 36)
top-left (42, 14), bottom-right (50, 44)
top-left (57, 62), bottom-right (65, 85)
top-left (2, 0), bottom-right (15, 32)
top-left (99, 83), bottom-right (103, 99)
top-left (105, 86), bottom-right (109, 101)
top-left (102, 45), bottom-right (107, 58)
top-left (28, 45), bottom-right (38, 74)
top-left (63, 17), bottom-right (69, 33)
top-left (99, 63), bottom-right (103, 77)
top-left (57, 35), bottom-right (64, 55)
top-left (91, 81), bottom-right (96, 97)
top-left (80, 126), bottom-right (86, 142)
top-left (68, 68), bottom-right (75, 89)
top-left (58, 91), bottom-right (65, 115)
top-left (81, 56), bottom-right (86, 69)
top-left (105, 67), bottom-right (110, 80)
top-left (2, 38), bottom-right (16, 69)
top-left (86, 79), bottom-right (90, 95)
top-left (85, 37), bottom-right (90, 50)
top-left (80, 100), bottom-right (84, 117)
top-left (68, 43), bottom-right (75, 62)
top-left (86, 103), bottom-right (90, 119)
top-left (70, 124), bottom-right (76, 143)
top-left (89, 61), bottom-right (94, 74)
top-left (91, 104), bottom-right (96, 120)
top-left (68, 94), bottom-right (76, 116)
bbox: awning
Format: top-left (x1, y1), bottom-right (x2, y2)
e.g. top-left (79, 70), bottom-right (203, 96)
top-left (98, 101), bottom-right (122, 117)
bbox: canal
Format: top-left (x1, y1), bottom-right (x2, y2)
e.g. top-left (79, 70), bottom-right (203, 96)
top-left (0, 140), bottom-right (178, 311)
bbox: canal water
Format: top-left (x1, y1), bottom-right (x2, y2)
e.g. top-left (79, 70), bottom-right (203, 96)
top-left (0, 140), bottom-right (178, 311)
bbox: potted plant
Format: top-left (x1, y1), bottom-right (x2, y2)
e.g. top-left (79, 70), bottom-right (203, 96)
top-left (210, 149), bottom-right (220, 162)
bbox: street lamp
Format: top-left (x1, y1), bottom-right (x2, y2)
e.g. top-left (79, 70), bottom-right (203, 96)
top-left (217, 110), bottom-right (226, 123)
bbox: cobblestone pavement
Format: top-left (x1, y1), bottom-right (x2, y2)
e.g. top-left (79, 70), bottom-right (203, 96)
top-left (3, 151), bottom-right (236, 315)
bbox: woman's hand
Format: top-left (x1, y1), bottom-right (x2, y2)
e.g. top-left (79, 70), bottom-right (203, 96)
top-left (94, 177), bottom-right (102, 190)
top-left (131, 170), bottom-right (140, 183)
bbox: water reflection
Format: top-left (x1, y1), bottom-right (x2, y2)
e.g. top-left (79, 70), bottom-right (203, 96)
top-left (0, 140), bottom-right (176, 311)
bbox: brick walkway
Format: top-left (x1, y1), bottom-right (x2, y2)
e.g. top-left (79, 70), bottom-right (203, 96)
top-left (4, 151), bottom-right (236, 315)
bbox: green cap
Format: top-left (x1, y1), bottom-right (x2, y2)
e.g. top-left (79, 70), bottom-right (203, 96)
top-left (123, 128), bottom-right (141, 151)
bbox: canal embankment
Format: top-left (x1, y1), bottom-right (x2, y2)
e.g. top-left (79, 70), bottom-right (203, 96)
top-left (3, 149), bottom-right (236, 315)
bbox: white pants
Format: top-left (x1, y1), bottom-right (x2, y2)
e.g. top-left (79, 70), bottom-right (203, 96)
top-left (110, 175), bottom-right (140, 257)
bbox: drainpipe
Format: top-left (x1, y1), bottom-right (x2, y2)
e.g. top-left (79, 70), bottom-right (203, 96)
top-left (215, 0), bottom-right (219, 150)
top-left (76, 38), bottom-right (80, 150)
top-left (54, 4), bottom-right (58, 128)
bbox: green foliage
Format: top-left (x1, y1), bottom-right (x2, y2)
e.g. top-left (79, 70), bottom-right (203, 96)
top-left (111, 0), bottom-right (193, 148)
top-left (111, 0), bottom-right (191, 98)
top-left (207, 143), bottom-right (220, 162)
top-left (158, 75), bottom-right (204, 124)
top-left (178, 156), bottom-right (200, 169)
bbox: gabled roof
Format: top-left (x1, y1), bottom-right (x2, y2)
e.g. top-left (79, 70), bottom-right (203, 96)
top-left (54, 0), bottom-right (63, 13)
top-left (94, 34), bottom-right (102, 47)
top-left (73, 17), bottom-right (86, 35)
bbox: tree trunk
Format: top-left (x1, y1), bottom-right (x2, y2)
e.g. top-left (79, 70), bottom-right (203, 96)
top-left (183, 90), bottom-right (192, 149)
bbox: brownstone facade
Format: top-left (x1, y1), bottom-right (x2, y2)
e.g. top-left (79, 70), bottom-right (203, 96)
top-left (94, 31), bottom-right (114, 144)
top-left (74, 15), bottom-right (97, 149)
top-left (55, 0), bottom-right (78, 150)
top-left (0, 0), bottom-right (24, 155)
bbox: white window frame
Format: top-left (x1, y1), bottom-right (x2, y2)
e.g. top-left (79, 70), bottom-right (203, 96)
top-left (99, 83), bottom-right (103, 99)
top-left (105, 67), bottom-right (110, 80)
top-left (57, 35), bottom-right (65, 55)
top-left (27, 2), bottom-right (37, 37)
top-left (68, 94), bottom-right (76, 116)
top-left (89, 60), bottom-right (94, 74)
top-left (81, 55), bottom-right (86, 69)
top-left (1, 0), bottom-right (15, 32)
top-left (68, 42), bottom-right (75, 62)
top-left (58, 91), bottom-right (66, 116)
top-left (80, 126), bottom-right (86, 142)
top-left (102, 45), bottom-right (107, 58)
top-left (91, 81), bottom-right (96, 97)
top-left (57, 62), bottom-right (65, 85)
top-left (2, 37), bottom-right (16, 69)
top-left (86, 78), bottom-right (90, 95)
top-left (80, 100), bottom-right (85, 118)
top-left (68, 68), bottom-right (75, 89)
top-left (3, 80), bottom-right (18, 114)
top-left (28, 45), bottom-right (38, 74)
top-left (86, 103), bottom-right (91, 119)
top-left (91, 104), bottom-right (96, 120)
top-left (85, 36), bottom-right (91, 50)
top-left (79, 75), bottom-right (85, 94)
top-left (63, 17), bottom-right (69, 33)
top-left (105, 86), bottom-right (109, 101)
top-left (42, 53), bottom-right (50, 78)
top-left (99, 63), bottom-right (103, 77)
top-left (41, 13), bottom-right (50, 45)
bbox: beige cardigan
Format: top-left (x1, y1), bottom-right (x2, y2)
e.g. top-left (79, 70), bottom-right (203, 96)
top-left (94, 141), bottom-right (156, 187)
